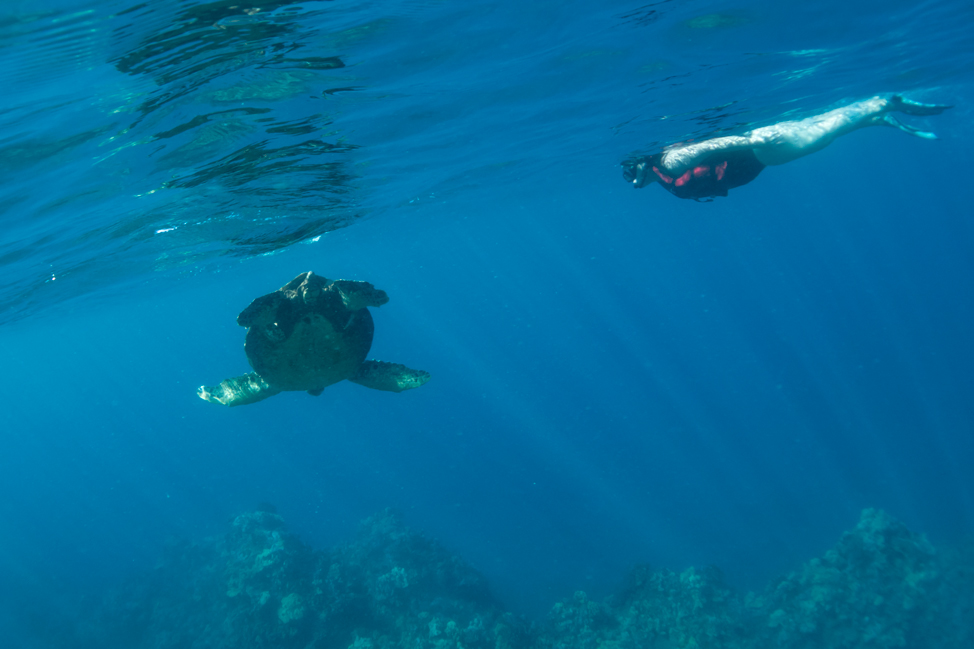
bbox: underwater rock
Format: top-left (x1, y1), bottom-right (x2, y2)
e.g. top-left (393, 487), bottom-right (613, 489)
top-left (541, 590), bottom-right (618, 649)
top-left (541, 566), bottom-right (748, 649)
top-left (540, 508), bottom-right (972, 649)
top-left (313, 509), bottom-right (526, 649)
top-left (278, 592), bottom-right (306, 624)
top-left (86, 507), bottom-right (526, 649)
top-left (81, 508), bottom-right (972, 649)
top-left (223, 509), bottom-right (315, 605)
top-left (614, 565), bottom-right (748, 649)
top-left (755, 508), bottom-right (948, 649)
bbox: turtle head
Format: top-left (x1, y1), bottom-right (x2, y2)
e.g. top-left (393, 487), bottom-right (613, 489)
top-left (237, 293), bottom-right (284, 328)
top-left (279, 271), bottom-right (331, 305)
top-left (332, 279), bottom-right (389, 310)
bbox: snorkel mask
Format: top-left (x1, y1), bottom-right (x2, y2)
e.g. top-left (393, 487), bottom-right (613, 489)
top-left (622, 161), bottom-right (638, 184)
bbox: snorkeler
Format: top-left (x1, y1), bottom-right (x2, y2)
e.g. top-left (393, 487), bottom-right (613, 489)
top-left (622, 95), bottom-right (951, 201)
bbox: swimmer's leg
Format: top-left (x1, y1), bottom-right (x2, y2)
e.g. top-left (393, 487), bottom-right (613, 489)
top-left (888, 94), bottom-right (952, 116)
top-left (750, 95), bottom-right (951, 165)
top-left (654, 95), bottom-right (951, 176)
top-left (880, 115), bottom-right (938, 140)
top-left (748, 97), bottom-right (890, 165)
top-left (660, 98), bottom-right (892, 171)
top-left (880, 96), bottom-right (953, 139)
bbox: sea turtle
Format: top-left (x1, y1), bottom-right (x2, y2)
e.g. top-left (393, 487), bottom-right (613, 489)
top-left (198, 271), bottom-right (430, 406)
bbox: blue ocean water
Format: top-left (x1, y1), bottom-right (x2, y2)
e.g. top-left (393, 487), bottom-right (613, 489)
top-left (1, 0), bottom-right (973, 642)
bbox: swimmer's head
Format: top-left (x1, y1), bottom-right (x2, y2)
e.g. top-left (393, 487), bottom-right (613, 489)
top-left (622, 160), bottom-right (656, 188)
top-left (622, 161), bottom-right (638, 184)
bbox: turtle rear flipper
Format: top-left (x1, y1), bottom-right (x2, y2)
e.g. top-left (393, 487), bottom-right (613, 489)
top-left (198, 373), bottom-right (281, 406)
top-left (333, 280), bottom-right (389, 310)
top-left (349, 360), bottom-right (430, 393)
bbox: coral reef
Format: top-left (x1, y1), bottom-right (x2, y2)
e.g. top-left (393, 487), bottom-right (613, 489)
top-left (540, 508), bottom-right (973, 649)
top-left (84, 507), bottom-right (526, 649)
top-left (756, 508), bottom-right (942, 649)
top-left (79, 508), bottom-right (973, 649)
top-left (539, 565), bottom-right (751, 649)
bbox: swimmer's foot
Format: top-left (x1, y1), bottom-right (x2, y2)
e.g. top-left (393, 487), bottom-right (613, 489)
top-left (889, 94), bottom-right (953, 116)
top-left (882, 114), bottom-right (938, 140)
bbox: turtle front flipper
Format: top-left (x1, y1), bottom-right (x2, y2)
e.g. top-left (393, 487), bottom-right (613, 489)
top-left (332, 280), bottom-right (389, 310)
top-left (348, 360), bottom-right (430, 393)
top-left (198, 373), bottom-right (282, 406)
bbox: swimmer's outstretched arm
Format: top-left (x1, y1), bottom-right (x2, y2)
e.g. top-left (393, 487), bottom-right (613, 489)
top-left (630, 95), bottom-right (952, 186)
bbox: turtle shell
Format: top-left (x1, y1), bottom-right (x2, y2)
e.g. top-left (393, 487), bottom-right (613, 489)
top-left (238, 272), bottom-right (374, 392)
